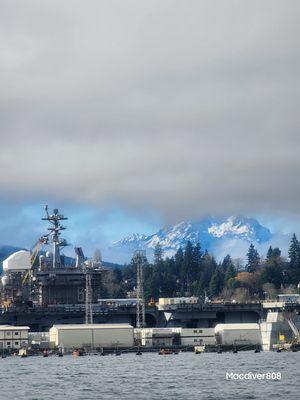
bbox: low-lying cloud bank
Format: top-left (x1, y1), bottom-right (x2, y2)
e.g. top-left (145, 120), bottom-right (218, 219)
top-left (0, 1), bottom-right (299, 224)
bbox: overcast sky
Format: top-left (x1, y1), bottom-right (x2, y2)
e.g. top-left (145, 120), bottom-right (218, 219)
top-left (0, 0), bottom-right (299, 228)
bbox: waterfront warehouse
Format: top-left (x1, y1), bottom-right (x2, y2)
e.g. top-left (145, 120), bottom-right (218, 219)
top-left (215, 323), bottom-right (261, 346)
top-left (49, 324), bottom-right (134, 349)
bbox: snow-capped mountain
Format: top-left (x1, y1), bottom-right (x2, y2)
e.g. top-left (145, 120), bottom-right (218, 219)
top-left (111, 216), bottom-right (273, 261)
top-left (113, 233), bottom-right (148, 246)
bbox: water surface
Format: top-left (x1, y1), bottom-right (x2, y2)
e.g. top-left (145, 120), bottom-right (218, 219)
top-left (0, 351), bottom-right (298, 399)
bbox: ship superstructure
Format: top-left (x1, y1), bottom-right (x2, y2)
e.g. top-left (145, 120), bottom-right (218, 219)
top-left (1, 206), bottom-right (103, 308)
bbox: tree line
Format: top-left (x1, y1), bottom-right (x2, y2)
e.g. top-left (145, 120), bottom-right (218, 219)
top-left (105, 234), bottom-right (300, 302)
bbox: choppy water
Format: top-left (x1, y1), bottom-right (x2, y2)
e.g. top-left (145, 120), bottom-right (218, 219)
top-left (0, 351), bottom-right (299, 400)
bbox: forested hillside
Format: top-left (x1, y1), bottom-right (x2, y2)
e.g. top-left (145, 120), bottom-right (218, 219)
top-left (106, 235), bottom-right (300, 302)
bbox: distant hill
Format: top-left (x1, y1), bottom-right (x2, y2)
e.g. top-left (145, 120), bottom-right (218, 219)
top-left (102, 261), bottom-right (125, 269)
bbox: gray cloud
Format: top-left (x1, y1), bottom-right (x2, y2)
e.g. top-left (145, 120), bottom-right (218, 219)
top-left (0, 0), bottom-right (299, 222)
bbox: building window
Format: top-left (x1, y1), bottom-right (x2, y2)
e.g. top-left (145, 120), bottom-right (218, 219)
top-left (199, 330), bottom-right (202, 333)
top-left (14, 332), bottom-right (19, 336)
top-left (14, 341), bottom-right (19, 346)
top-left (6, 341), bottom-right (11, 346)
top-left (6, 332), bottom-right (11, 336)
top-left (193, 330), bottom-right (197, 333)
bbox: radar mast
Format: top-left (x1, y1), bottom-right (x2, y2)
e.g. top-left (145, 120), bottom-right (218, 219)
top-left (41, 205), bottom-right (68, 269)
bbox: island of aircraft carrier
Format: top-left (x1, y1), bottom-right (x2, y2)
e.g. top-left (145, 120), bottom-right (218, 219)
top-left (0, 206), bottom-right (299, 337)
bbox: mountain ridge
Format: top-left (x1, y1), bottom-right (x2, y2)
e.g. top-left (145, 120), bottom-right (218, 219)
top-left (111, 216), bottom-right (273, 260)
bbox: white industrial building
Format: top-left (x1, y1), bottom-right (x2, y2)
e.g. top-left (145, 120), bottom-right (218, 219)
top-left (140, 328), bottom-right (181, 347)
top-left (49, 324), bottom-right (134, 349)
top-left (0, 325), bottom-right (29, 349)
top-left (215, 323), bottom-right (261, 346)
top-left (180, 328), bottom-right (216, 346)
top-left (139, 327), bottom-right (215, 347)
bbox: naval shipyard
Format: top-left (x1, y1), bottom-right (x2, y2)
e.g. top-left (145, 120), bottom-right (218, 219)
top-left (0, 206), bottom-right (299, 352)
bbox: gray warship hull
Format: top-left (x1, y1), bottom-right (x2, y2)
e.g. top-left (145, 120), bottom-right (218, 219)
top-left (0, 302), bottom-right (263, 331)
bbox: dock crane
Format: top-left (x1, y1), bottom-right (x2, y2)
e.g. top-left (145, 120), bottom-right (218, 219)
top-left (21, 237), bottom-right (47, 286)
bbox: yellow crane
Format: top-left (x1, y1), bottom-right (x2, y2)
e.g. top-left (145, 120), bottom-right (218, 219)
top-left (21, 238), bottom-right (46, 286)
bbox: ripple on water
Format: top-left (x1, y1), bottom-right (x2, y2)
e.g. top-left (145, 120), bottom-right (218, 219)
top-left (0, 352), bottom-right (299, 400)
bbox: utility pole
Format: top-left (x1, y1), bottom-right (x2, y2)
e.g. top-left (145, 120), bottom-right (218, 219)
top-left (84, 261), bottom-right (93, 324)
top-left (133, 250), bottom-right (146, 329)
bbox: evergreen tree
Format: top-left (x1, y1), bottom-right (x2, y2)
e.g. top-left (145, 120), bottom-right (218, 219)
top-left (165, 257), bottom-right (179, 294)
top-left (153, 243), bottom-right (164, 266)
top-left (266, 246), bottom-right (273, 260)
top-left (222, 255), bottom-right (236, 285)
top-left (160, 266), bottom-right (177, 297)
top-left (174, 248), bottom-right (184, 294)
top-left (260, 259), bottom-right (283, 289)
top-left (183, 241), bottom-right (194, 294)
top-left (209, 268), bottom-right (223, 297)
top-left (272, 248), bottom-right (281, 258)
top-left (246, 244), bottom-right (260, 273)
top-left (222, 254), bottom-right (233, 271)
top-left (267, 246), bottom-right (281, 260)
top-left (200, 252), bottom-right (217, 293)
top-left (288, 234), bottom-right (300, 284)
top-left (174, 248), bottom-right (184, 276)
top-left (288, 234), bottom-right (300, 265)
top-left (144, 267), bottom-right (161, 300)
top-left (192, 242), bottom-right (203, 280)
